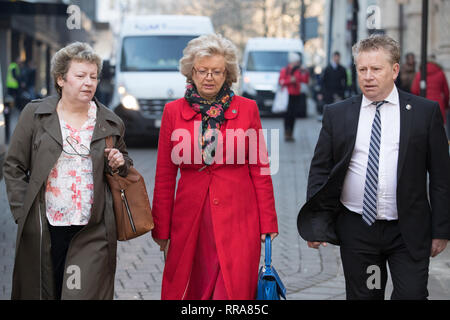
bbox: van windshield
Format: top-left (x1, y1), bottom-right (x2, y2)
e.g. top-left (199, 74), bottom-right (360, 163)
top-left (247, 51), bottom-right (301, 72)
top-left (120, 35), bottom-right (196, 72)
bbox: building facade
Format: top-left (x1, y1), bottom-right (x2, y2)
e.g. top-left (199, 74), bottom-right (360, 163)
top-left (326, 0), bottom-right (450, 82)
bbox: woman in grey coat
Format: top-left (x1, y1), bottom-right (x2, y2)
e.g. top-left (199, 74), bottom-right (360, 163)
top-left (3, 42), bottom-right (132, 300)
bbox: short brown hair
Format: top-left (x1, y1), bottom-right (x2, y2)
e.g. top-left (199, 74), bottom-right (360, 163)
top-left (352, 34), bottom-right (400, 65)
top-left (51, 42), bottom-right (102, 95)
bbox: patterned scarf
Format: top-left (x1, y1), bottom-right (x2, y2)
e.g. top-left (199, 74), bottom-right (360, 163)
top-left (184, 83), bottom-right (234, 165)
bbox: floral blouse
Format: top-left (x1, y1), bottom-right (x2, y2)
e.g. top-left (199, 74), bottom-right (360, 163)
top-left (46, 101), bottom-right (97, 226)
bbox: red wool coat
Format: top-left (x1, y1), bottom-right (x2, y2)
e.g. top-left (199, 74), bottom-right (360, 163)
top-left (152, 95), bottom-right (279, 300)
top-left (279, 65), bottom-right (309, 96)
top-left (411, 62), bottom-right (449, 123)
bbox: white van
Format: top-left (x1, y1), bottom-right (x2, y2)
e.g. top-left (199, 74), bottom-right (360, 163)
top-left (240, 37), bottom-right (304, 115)
top-left (111, 15), bottom-right (214, 140)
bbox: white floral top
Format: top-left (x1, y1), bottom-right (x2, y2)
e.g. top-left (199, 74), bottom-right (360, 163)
top-left (46, 101), bottom-right (97, 226)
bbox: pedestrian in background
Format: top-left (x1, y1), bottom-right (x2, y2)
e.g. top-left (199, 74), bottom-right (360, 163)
top-left (6, 57), bottom-right (21, 110)
top-left (152, 33), bottom-right (278, 300)
top-left (17, 60), bottom-right (36, 109)
top-left (298, 34), bottom-right (450, 299)
top-left (397, 52), bottom-right (416, 92)
top-left (411, 56), bottom-right (449, 132)
top-left (278, 52), bottom-right (309, 141)
top-left (320, 51), bottom-right (347, 105)
top-left (3, 42), bottom-right (133, 300)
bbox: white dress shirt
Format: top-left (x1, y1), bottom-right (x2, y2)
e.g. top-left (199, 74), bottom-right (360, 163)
top-left (340, 86), bottom-right (400, 220)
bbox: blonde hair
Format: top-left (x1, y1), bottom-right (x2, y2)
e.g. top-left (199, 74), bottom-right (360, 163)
top-left (352, 34), bottom-right (400, 66)
top-left (179, 33), bottom-right (240, 87)
top-left (51, 42), bottom-right (102, 95)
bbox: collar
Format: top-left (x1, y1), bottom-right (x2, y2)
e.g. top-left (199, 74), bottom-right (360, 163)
top-left (181, 96), bottom-right (239, 120)
top-left (361, 84), bottom-right (399, 108)
top-left (33, 95), bottom-right (120, 124)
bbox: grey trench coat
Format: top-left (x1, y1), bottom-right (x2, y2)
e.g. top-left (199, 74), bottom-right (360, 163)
top-left (3, 95), bottom-right (132, 299)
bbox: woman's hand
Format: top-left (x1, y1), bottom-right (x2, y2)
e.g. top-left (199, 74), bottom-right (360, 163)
top-left (261, 232), bottom-right (278, 242)
top-left (153, 238), bottom-right (169, 252)
top-left (104, 148), bottom-right (125, 171)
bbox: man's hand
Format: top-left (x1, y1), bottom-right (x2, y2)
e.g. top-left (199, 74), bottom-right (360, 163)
top-left (431, 239), bottom-right (448, 257)
top-left (307, 241), bottom-right (327, 249)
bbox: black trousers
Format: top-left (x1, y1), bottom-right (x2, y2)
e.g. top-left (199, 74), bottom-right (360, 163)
top-left (336, 206), bottom-right (430, 300)
top-left (48, 223), bottom-right (84, 300)
top-left (284, 94), bottom-right (300, 135)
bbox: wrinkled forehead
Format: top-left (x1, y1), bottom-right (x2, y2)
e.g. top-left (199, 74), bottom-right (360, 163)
top-left (355, 48), bottom-right (394, 67)
top-left (193, 54), bottom-right (226, 69)
top-left (67, 59), bottom-right (99, 73)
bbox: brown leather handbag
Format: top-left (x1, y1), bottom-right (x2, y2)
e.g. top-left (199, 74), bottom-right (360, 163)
top-left (105, 136), bottom-right (154, 241)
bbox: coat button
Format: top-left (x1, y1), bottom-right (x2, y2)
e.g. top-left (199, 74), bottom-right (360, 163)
top-left (213, 199), bottom-right (219, 205)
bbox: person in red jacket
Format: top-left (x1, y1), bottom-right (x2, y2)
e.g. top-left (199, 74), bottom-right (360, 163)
top-left (151, 34), bottom-right (279, 300)
top-left (278, 52), bottom-right (309, 141)
top-left (411, 58), bottom-right (449, 126)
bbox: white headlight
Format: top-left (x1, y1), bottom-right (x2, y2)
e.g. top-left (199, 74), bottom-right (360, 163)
top-left (0, 103), bottom-right (4, 114)
top-left (118, 85), bottom-right (126, 95)
top-left (121, 94), bottom-right (139, 110)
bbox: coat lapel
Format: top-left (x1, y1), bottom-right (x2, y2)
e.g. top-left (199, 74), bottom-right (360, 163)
top-left (396, 90), bottom-right (413, 183)
top-left (343, 95), bottom-right (363, 160)
top-left (91, 97), bottom-right (122, 143)
top-left (34, 95), bottom-right (63, 146)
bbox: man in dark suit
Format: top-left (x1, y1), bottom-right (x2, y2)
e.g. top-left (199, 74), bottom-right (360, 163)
top-left (320, 51), bottom-right (348, 104)
top-left (297, 34), bottom-right (450, 300)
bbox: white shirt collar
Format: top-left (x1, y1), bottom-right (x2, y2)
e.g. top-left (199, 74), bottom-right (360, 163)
top-left (362, 84), bottom-right (399, 108)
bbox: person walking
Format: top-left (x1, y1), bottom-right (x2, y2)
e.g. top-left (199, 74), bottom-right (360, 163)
top-left (6, 58), bottom-right (21, 109)
top-left (397, 52), bottom-right (416, 92)
top-left (3, 42), bottom-right (133, 300)
top-left (151, 33), bottom-right (279, 300)
top-left (278, 52), bottom-right (309, 141)
top-left (320, 51), bottom-right (347, 105)
top-left (297, 35), bottom-right (450, 300)
top-left (411, 57), bottom-right (449, 127)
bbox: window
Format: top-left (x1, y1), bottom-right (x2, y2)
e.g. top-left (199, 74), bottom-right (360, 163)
top-left (247, 51), bottom-right (302, 72)
top-left (120, 35), bottom-right (196, 72)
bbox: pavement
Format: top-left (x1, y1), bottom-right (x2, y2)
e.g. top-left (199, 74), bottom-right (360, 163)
top-left (1, 102), bottom-right (450, 300)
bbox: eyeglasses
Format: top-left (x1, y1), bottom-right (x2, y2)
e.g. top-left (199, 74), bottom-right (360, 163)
top-left (63, 136), bottom-right (91, 158)
top-left (193, 67), bottom-right (226, 79)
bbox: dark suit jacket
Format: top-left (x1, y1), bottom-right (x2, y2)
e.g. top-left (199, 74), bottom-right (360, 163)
top-left (297, 89), bottom-right (450, 260)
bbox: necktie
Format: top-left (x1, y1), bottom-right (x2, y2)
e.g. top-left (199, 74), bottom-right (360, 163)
top-left (362, 100), bottom-right (387, 226)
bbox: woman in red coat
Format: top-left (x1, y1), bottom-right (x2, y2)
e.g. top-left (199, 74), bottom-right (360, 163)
top-left (278, 52), bottom-right (309, 141)
top-left (151, 34), bottom-right (279, 300)
top-left (411, 60), bottom-right (449, 124)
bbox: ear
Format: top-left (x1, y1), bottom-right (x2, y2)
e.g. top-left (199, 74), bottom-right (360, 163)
top-left (392, 63), bottom-right (400, 80)
top-left (56, 75), bottom-right (65, 89)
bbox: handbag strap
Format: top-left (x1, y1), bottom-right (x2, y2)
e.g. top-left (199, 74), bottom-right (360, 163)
top-left (265, 234), bottom-right (272, 267)
top-left (104, 136), bottom-right (119, 176)
top-left (105, 136), bottom-right (114, 149)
